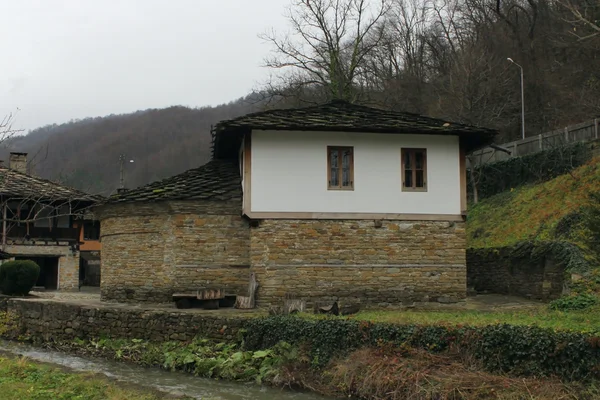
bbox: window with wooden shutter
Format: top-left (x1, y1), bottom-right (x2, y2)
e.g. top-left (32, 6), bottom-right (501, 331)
top-left (401, 148), bottom-right (427, 191)
top-left (327, 146), bottom-right (354, 190)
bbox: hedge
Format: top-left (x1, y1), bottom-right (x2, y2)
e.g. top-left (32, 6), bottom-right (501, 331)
top-left (242, 316), bottom-right (600, 381)
top-left (469, 142), bottom-right (590, 200)
top-left (0, 260), bottom-right (40, 296)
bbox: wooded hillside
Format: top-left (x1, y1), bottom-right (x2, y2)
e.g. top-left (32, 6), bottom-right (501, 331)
top-left (0, 97), bottom-right (258, 196)
top-left (2, 1), bottom-right (598, 196)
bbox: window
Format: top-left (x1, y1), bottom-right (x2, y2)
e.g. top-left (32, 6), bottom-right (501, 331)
top-left (83, 220), bottom-right (101, 241)
top-left (402, 148), bottom-right (427, 191)
top-left (327, 146), bottom-right (354, 190)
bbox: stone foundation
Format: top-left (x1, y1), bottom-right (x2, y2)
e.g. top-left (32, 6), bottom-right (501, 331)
top-left (467, 247), bottom-right (566, 300)
top-left (98, 200), bottom-right (468, 307)
top-left (251, 220), bottom-right (467, 307)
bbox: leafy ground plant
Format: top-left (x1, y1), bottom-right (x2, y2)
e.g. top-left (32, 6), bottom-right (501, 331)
top-left (55, 336), bottom-right (293, 385)
top-left (0, 356), bottom-right (186, 400)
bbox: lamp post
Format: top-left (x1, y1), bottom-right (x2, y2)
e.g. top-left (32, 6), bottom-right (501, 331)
top-left (507, 58), bottom-right (525, 140)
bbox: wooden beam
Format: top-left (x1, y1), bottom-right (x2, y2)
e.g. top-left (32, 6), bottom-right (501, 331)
top-left (244, 211), bottom-right (464, 221)
top-left (459, 144), bottom-right (467, 214)
top-left (243, 133), bottom-right (252, 215)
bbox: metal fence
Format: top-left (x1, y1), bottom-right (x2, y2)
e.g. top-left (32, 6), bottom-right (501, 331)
top-left (470, 118), bottom-right (600, 166)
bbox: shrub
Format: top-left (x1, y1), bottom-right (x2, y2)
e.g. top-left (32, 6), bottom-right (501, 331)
top-left (0, 260), bottom-right (40, 296)
top-left (469, 142), bottom-right (590, 201)
top-left (242, 316), bottom-right (600, 381)
top-left (550, 294), bottom-right (599, 311)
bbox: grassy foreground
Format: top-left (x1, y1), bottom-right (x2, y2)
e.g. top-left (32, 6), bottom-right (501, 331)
top-left (0, 356), bottom-right (183, 400)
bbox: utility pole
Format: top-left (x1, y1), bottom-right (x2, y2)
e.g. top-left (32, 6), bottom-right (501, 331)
top-left (507, 58), bottom-right (525, 140)
top-left (119, 154), bottom-right (134, 190)
top-left (119, 154), bottom-right (125, 189)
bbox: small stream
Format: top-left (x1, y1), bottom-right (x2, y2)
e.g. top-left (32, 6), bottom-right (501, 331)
top-left (0, 341), bottom-right (327, 400)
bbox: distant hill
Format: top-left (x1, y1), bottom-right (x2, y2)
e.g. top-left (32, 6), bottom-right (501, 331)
top-left (0, 96), bottom-right (259, 196)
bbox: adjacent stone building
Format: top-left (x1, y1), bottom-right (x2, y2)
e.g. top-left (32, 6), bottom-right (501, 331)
top-left (0, 153), bottom-right (102, 290)
top-left (98, 101), bottom-right (495, 307)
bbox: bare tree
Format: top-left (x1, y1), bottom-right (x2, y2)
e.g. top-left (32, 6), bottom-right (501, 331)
top-left (557, 0), bottom-right (600, 41)
top-left (260, 0), bottom-right (392, 103)
top-left (0, 110), bottom-right (23, 146)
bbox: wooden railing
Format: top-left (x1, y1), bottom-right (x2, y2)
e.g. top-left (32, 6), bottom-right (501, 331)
top-left (5, 226), bottom-right (80, 242)
top-left (470, 118), bottom-right (600, 166)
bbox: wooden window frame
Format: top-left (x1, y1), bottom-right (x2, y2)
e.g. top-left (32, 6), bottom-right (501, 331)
top-left (401, 148), bottom-right (428, 192)
top-left (327, 146), bottom-right (354, 190)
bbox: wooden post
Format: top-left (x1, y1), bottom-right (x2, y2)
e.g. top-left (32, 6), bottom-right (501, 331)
top-left (539, 134), bottom-right (543, 150)
top-left (513, 142), bottom-right (518, 157)
top-left (235, 272), bottom-right (258, 309)
top-left (564, 127), bottom-right (569, 143)
top-left (595, 119), bottom-right (599, 140)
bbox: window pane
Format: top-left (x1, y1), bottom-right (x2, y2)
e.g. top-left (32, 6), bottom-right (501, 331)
top-left (415, 151), bottom-right (424, 170)
top-left (330, 150), bottom-right (339, 186)
top-left (342, 149), bottom-right (352, 187)
top-left (416, 170), bottom-right (424, 188)
top-left (404, 170), bottom-right (413, 188)
top-left (404, 151), bottom-right (412, 170)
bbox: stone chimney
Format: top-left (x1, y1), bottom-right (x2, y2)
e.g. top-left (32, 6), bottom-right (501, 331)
top-left (9, 152), bottom-right (28, 174)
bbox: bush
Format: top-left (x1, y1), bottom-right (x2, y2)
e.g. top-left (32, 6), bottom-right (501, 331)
top-left (242, 316), bottom-right (600, 381)
top-left (550, 294), bottom-right (599, 311)
top-left (0, 260), bottom-right (40, 296)
top-left (469, 142), bottom-right (590, 201)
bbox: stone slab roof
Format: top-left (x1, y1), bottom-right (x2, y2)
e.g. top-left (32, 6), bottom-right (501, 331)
top-left (107, 159), bottom-right (241, 204)
top-left (212, 100), bottom-right (497, 158)
top-left (0, 168), bottom-right (103, 203)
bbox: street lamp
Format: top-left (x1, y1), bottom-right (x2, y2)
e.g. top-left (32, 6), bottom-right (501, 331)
top-left (507, 58), bottom-right (525, 140)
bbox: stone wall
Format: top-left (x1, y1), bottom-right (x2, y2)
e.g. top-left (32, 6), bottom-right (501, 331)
top-left (98, 201), bottom-right (250, 303)
top-left (250, 220), bottom-right (467, 307)
top-left (3, 244), bottom-right (79, 291)
top-left (467, 248), bottom-right (565, 300)
top-left (98, 200), bottom-right (468, 307)
top-left (0, 298), bottom-right (249, 342)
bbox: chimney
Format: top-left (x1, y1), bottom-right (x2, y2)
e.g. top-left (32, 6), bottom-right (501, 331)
top-left (9, 152), bottom-right (28, 174)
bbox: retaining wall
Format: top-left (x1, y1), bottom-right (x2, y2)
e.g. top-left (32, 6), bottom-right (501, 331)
top-left (0, 298), bottom-right (252, 342)
top-left (467, 248), bottom-right (566, 300)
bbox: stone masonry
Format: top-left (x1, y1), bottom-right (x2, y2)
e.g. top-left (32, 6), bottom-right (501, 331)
top-left (0, 297), bottom-right (249, 342)
top-left (98, 201), bottom-right (467, 307)
top-left (467, 248), bottom-right (565, 300)
top-left (97, 201), bottom-right (250, 303)
top-left (3, 244), bottom-right (79, 291)
top-left (250, 219), bottom-right (467, 308)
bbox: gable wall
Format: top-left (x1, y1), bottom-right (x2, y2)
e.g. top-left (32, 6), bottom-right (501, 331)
top-left (250, 130), bottom-right (461, 215)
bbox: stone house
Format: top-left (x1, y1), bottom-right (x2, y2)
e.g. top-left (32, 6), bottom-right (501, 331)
top-left (97, 101), bottom-right (495, 306)
top-left (0, 152), bottom-right (102, 290)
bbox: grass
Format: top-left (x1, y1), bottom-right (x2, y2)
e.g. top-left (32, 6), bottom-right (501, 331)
top-left (303, 306), bottom-right (600, 334)
top-left (0, 356), bottom-right (184, 400)
top-left (467, 158), bottom-right (600, 249)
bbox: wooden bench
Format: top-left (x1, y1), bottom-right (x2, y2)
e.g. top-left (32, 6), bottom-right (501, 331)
top-left (172, 288), bottom-right (226, 309)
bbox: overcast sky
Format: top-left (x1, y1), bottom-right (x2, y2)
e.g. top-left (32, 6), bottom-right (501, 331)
top-left (0, 0), bottom-right (288, 132)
